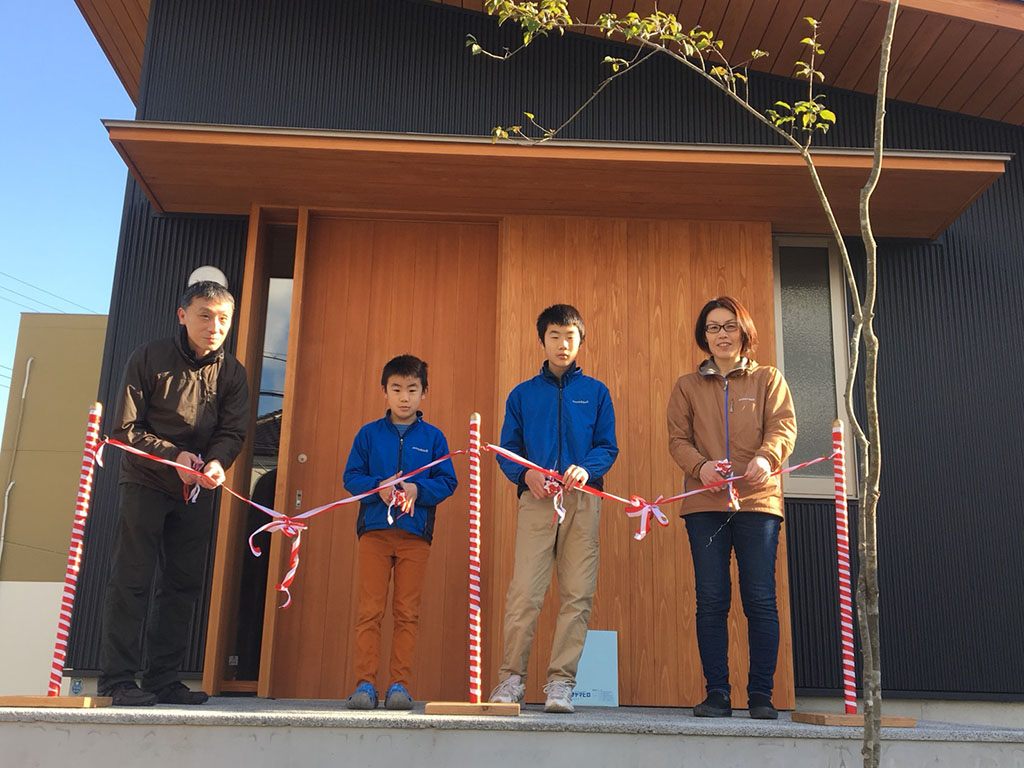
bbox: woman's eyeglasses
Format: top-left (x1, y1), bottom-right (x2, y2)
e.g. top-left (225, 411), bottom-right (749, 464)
top-left (705, 322), bottom-right (739, 334)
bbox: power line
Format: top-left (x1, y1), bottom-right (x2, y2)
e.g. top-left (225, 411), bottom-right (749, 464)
top-left (0, 270), bottom-right (99, 314)
top-left (0, 363), bottom-right (12, 370)
top-left (0, 285), bottom-right (65, 313)
top-left (0, 294), bottom-right (42, 313)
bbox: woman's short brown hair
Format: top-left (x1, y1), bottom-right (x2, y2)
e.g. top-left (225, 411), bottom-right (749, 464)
top-left (694, 296), bottom-right (758, 356)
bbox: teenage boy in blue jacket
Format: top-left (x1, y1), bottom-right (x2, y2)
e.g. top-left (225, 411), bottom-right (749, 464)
top-left (489, 304), bottom-right (618, 713)
top-left (342, 355), bottom-right (458, 710)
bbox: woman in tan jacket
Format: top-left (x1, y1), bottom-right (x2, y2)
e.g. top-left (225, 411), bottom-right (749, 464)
top-left (667, 296), bottom-right (797, 720)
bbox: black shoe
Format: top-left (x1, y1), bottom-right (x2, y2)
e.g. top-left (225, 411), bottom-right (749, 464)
top-left (748, 693), bottom-right (778, 719)
top-left (154, 681), bottom-right (209, 705)
top-left (108, 681), bottom-right (157, 707)
top-left (693, 690), bottom-right (732, 717)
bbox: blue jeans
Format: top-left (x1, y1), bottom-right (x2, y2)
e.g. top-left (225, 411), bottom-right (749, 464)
top-left (684, 511), bottom-right (781, 698)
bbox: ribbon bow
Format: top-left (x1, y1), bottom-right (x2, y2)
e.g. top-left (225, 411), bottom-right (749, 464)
top-left (248, 515), bottom-right (308, 609)
top-left (544, 476), bottom-right (567, 525)
top-left (387, 485), bottom-right (410, 525)
top-left (624, 495), bottom-right (669, 540)
top-left (715, 460), bottom-right (741, 511)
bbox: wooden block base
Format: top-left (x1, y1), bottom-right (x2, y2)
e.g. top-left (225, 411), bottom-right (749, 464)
top-left (0, 696), bottom-right (113, 709)
top-left (424, 701), bottom-right (520, 716)
top-left (792, 711), bottom-right (916, 728)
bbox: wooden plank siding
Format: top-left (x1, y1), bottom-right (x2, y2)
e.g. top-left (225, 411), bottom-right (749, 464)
top-left (266, 216), bottom-right (499, 700)
top-left (253, 211), bottom-right (793, 708)
top-left (487, 216), bottom-right (792, 707)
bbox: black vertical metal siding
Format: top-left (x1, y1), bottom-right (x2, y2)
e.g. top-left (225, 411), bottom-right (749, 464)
top-left (70, 0), bottom-right (1024, 697)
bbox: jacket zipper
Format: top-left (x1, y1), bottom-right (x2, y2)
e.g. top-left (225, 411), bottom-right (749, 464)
top-left (394, 416), bottom-right (419, 476)
top-left (557, 374), bottom-right (565, 473)
top-left (723, 377), bottom-right (731, 466)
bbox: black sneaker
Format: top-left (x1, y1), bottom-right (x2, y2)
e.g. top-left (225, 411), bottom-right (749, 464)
top-left (748, 693), bottom-right (778, 719)
top-left (108, 681), bottom-right (157, 707)
top-left (693, 690), bottom-right (732, 717)
top-left (154, 681), bottom-right (209, 705)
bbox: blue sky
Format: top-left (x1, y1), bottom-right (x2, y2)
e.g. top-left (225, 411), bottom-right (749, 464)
top-left (0, 2), bottom-right (135, 433)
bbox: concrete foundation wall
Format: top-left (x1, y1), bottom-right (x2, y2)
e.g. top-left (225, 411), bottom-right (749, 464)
top-left (4, 718), bottom-right (1024, 768)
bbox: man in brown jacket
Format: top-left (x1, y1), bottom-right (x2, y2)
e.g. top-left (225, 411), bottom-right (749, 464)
top-left (98, 280), bottom-right (249, 706)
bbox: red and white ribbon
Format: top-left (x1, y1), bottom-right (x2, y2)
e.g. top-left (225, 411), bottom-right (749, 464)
top-left (833, 420), bottom-right (858, 714)
top-left (543, 476), bottom-right (567, 524)
top-left (96, 436), bottom-right (463, 609)
top-left (47, 403), bottom-right (103, 696)
top-left (624, 495), bottom-right (669, 540)
top-left (467, 414), bottom-right (483, 703)
top-left (387, 486), bottom-right (409, 525)
top-left (715, 460), bottom-right (741, 511)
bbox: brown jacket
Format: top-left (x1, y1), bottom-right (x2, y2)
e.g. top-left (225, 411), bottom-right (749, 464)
top-left (666, 358), bottom-right (796, 517)
top-left (114, 330), bottom-right (250, 497)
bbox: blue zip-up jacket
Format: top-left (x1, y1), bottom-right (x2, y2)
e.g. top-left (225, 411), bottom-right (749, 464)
top-left (497, 362), bottom-right (618, 496)
top-left (343, 412), bottom-right (458, 543)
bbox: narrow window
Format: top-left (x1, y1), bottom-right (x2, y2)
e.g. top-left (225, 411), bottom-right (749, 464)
top-left (774, 237), bottom-right (855, 498)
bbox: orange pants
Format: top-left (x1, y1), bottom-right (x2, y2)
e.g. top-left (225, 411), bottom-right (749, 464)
top-left (353, 529), bottom-right (431, 689)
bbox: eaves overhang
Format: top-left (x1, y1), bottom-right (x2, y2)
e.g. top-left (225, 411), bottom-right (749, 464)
top-left (105, 120), bottom-right (1010, 240)
top-left (80, 0), bottom-right (1024, 126)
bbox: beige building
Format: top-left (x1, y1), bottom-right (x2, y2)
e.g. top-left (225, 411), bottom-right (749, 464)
top-left (0, 313), bottom-right (106, 695)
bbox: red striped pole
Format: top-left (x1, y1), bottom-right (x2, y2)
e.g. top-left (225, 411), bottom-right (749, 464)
top-left (833, 419), bottom-right (858, 714)
top-left (47, 402), bottom-right (103, 696)
top-left (468, 413), bottom-right (483, 703)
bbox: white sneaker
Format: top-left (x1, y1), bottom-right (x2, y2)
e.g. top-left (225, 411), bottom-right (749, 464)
top-left (489, 674), bottom-right (525, 704)
top-left (543, 679), bottom-right (575, 713)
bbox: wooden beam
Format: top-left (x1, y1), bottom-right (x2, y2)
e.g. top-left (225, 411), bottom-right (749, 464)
top-left (792, 711), bottom-right (918, 727)
top-left (257, 206), bottom-right (309, 699)
top-left (424, 701), bottom-right (520, 716)
top-left (202, 203), bottom-right (270, 695)
top-left (0, 696), bottom-right (111, 708)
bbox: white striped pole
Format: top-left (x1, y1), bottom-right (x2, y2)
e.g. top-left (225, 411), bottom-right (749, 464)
top-left (833, 419), bottom-right (858, 714)
top-left (47, 402), bottom-right (103, 696)
top-left (468, 413), bottom-right (483, 703)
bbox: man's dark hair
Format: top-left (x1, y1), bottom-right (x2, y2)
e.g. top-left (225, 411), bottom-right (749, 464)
top-left (381, 354), bottom-right (429, 391)
top-left (179, 280), bottom-right (235, 311)
top-left (536, 304), bottom-right (585, 342)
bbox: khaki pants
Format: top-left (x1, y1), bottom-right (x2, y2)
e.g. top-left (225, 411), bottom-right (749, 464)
top-left (499, 489), bottom-right (601, 685)
top-left (353, 529), bottom-right (431, 689)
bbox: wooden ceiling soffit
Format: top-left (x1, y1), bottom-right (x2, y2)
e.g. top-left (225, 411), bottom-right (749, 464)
top-left (75, 0), bottom-right (148, 103)
top-left (82, 1), bottom-right (1024, 124)
top-left (105, 121), bottom-right (1008, 240)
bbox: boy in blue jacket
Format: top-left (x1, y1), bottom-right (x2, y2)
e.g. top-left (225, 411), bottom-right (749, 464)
top-left (342, 355), bottom-right (458, 710)
top-left (489, 305), bottom-right (618, 713)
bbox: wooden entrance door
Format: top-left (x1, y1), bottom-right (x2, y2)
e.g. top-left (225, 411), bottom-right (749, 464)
top-left (268, 214), bottom-right (498, 699)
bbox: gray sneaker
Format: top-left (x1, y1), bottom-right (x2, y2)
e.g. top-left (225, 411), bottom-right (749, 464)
top-left (543, 679), bottom-right (575, 713)
top-left (488, 674), bottom-right (525, 704)
top-left (346, 682), bottom-right (378, 709)
top-left (385, 683), bottom-right (414, 710)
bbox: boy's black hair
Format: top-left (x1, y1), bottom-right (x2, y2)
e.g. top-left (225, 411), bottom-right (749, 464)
top-left (381, 354), bottom-right (429, 391)
top-left (536, 304), bottom-right (585, 342)
top-left (179, 280), bottom-right (235, 311)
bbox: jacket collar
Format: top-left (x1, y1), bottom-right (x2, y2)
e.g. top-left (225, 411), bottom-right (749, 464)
top-left (175, 326), bottom-right (225, 367)
top-left (540, 360), bottom-right (580, 385)
top-left (699, 356), bottom-right (756, 380)
top-left (384, 410), bottom-right (423, 431)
